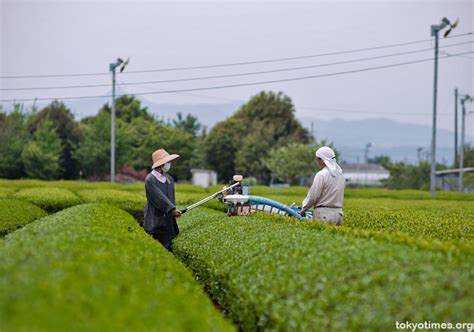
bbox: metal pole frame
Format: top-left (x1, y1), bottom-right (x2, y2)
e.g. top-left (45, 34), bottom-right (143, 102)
top-left (454, 88), bottom-right (458, 166)
top-left (459, 95), bottom-right (470, 191)
top-left (111, 67), bottom-right (116, 183)
top-left (430, 28), bottom-right (439, 197)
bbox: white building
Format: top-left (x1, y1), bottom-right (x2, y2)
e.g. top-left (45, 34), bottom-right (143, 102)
top-left (191, 169), bottom-right (218, 188)
top-left (340, 163), bottom-right (390, 186)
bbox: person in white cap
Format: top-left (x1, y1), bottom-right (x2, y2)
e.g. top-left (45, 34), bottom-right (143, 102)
top-left (300, 146), bottom-right (345, 225)
top-left (144, 148), bottom-right (182, 251)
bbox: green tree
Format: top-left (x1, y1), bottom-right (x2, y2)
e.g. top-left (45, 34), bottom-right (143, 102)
top-left (263, 143), bottom-right (315, 184)
top-left (368, 155), bottom-right (391, 164)
top-left (99, 95), bottom-right (154, 123)
top-left (172, 112), bottom-right (202, 136)
top-left (74, 112), bottom-right (130, 177)
top-left (21, 120), bottom-right (63, 179)
top-left (382, 161), bottom-right (432, 190)
top-left (126, 117), bottom-right (196, 180)
top-left (205, 118), bottom-right (246, 181)
top-left (205, 91), bottom-right (311, 182)
top-left (263, 142), bottom-right (340, 184)
top-left (0, 104), bottom-right (29, 178)
top-left (461, 144), bottom-right (474, 167)
top-left (29, 100), bottom-right (82, 179)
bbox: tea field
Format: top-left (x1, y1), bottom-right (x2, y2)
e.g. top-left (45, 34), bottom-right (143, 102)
top-left (0, 179), bottom-right (473, 331)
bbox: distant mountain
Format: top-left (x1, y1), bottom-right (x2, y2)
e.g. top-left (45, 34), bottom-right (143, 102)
top-left (300, 117), bottom-right (470, 164)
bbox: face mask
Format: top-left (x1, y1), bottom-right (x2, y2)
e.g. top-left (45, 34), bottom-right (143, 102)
top-left (161, 162), bottom-right (171, 173)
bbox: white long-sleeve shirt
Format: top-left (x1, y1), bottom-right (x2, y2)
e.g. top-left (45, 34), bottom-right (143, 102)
top-left (302, 167), bottom-right (345, 210)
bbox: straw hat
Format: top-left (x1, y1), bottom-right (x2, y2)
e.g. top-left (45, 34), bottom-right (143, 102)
top-left (151, 149), bottom-right (180, 169)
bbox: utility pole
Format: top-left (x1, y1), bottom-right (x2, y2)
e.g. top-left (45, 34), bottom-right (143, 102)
top-left (109, 57), bottom-right (129, 182)
top-left (454, 88), bottom-right (459, 166)
top-left (417, 147), bottom-right (423, 165)
top-left (459, 94), bottom-right (471, 192)
top-left (364, 142), bottom-right (372, 163)
top-left (430, 17), bottom-right (458, 197)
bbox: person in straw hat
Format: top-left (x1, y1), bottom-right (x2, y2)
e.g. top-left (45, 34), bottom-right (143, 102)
top-left (144, 148), bottom-right (182, 251)
top-left (300, 146), bottom-right (346, 225)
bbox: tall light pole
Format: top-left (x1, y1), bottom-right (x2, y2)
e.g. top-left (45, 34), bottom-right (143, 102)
top-left (429, 17), bottom-right (458, 197)
top-left (459, 94), bottom-right (471, 192)
top-left (109, 57), bottom-right (129, 182)
top-left (364, 142), bottom-right (372, 164)
top-left (454, 88), bottom-right (459, 166)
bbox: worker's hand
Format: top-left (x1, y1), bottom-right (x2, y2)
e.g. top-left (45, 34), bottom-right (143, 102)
top-left (300, 209), bottom-right (306, 217)
top-left (172, 209), bottom-right (182, 218)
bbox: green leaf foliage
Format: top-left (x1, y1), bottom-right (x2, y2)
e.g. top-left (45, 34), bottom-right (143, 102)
top-left (0, 199), bottom-right (47, 236)
top-left (205, 91), bottom-right (311, 182)
top-left (0, 204), bottom-right (235, 332)
top-left (125, 117), bottom-right (196, 181)
top-left (28, 100), bottom-right (83, 179)
top-left (0, 106), bottom-right (29, 178)
top-left (174, 208), bottom-right (473, 331)
top-left (263, 143), bottom-right (315, 182)
top-left (22, 119), bottom-right (63, 180)
top-left (73, 111), bottom-right (130, 177)
top-left (77, 189), bottom-right (145, 214)
top-left (13, 187), bottom-right (81, 213)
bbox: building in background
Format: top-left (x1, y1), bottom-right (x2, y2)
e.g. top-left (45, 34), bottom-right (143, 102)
top-left (191, 169), bottom-right (218, 188)
top-left (340, 163), bottom-right (390, 186)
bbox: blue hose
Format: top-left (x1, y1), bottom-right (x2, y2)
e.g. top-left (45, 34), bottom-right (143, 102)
top-left (247, 195), bottom-right (312, 221)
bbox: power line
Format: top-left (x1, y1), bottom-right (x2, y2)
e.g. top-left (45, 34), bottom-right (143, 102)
top-left (118, 84), bottom-right (454, 117)
top-left (3, 40), bottom-right (473, 92)
top-left (1, 50), bottom-right (473, 103)
top-left (440, 50), bottom-right (474, 60)
top-left (299, 106), bottom-right (452, 116)
top-left (1, 31), bottom-right (473, 80)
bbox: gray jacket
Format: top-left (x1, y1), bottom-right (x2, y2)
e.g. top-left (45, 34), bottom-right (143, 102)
top-left (144, 172), bottom-right (179, 244)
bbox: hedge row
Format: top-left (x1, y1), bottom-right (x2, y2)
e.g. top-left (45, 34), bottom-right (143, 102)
top-left (0, 199), bottom-right (47, 236)
top-left (77, 189), bottom-right (145, 214)
top-left (211, 195), bottom-right (473, 246)
top-left (13, 187), bottom-right (82, 213)
top-left (342, 198), bottom-right (474, 244)
top-left (0, 187), bottom-right (17, 198)
top-left (0, 204), bottom-right (234, 331)
top-left (174, 208), bottom-right (473, 331)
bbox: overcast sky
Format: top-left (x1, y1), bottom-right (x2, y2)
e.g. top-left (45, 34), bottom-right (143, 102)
top-left (1, 0), bottom-right (473, 137)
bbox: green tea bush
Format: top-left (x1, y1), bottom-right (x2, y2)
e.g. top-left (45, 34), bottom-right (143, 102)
top-left (174, 208), bottom-right (473, 331)
top-left (0, 204), bottom-right (234, 332)
top-left (176, 183), bottom-right (208, 193)
top-left (0, 199), bottom-right (47, 236)
top-left (13, 187), bottom-right (81, 213)
top-left (344, 188), bottom-right (474, 201)
top-left (343, 199), bottom-right (474, 244)
top-left (77, 189), bottom-right (145, 214)
top-left (0, 187), bottom-right (17, 198)
top-left (0, 179), bottom-right (141, 193)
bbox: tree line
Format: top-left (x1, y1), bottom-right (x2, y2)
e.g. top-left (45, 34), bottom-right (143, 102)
top-left (0, 91), bottom-right (328, 183)
top-left (1, 90), bottom-right (472, 189)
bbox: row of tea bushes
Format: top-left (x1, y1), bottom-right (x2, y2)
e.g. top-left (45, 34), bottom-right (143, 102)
top-left (77, 189), bottom-right (145, 214)
top-left (342, 198), bottom-right (474, 244)
top-left (13, 187), bottom-right (82, 213)
top-left (0, 204), bottom-right (234, 332)
top-left (174, 208), bottom-right (473, 331)
top-left (0, 199), bottom-right (47, 236)
top-left (210, 194), bottom-right (473, 247)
